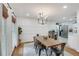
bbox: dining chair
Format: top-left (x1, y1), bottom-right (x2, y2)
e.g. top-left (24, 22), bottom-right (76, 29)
top-left (33, 36), bottom-right (48, 56)
top-left (38, 36), bottom-right (53, 56)
top-left (50, 43), bottom-right (66, 56)
top-left (33, 36), bottom-right (40, 54)
top-left (38, 44), bottom-right (48, 56)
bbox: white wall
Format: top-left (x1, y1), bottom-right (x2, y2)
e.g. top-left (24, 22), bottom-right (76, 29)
top-left (17, 17), bottom-right (58, 42)
top-left (68, 11), bottom-right (79, 52)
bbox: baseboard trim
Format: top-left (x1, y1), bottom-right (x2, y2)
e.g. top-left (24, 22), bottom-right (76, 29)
top-left (21, 41), bottom-right (34, 44)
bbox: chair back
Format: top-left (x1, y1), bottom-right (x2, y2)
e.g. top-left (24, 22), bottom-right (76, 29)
top-left (51, 43), bottom-right (66, 56)
top-left (61, 43), bottom-right (66, 51)
top-left (56, 43), bottom-right (66, 56)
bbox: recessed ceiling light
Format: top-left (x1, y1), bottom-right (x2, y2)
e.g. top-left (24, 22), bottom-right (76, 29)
top-left (63, 5), bottom-right (68, 9)
top-left (62, 17), bottom-right (66, 19)
top-left (69, 19), bottom-right (73, 21)
top-left (26, 13), bottom-right (30, 16)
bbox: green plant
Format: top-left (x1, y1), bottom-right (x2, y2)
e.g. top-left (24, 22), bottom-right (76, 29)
top-left (18, 27), bottom-right (22, 35)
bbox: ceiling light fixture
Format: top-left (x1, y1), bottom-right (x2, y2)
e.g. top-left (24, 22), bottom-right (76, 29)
top-left (26, 13), bottom-right (30, 16)
top-left (37, 11), bottom-right (48, 25)
top-left (63, 5), bottom-right (67, 9)
top-left (62, 17), bottom-right (66, 19)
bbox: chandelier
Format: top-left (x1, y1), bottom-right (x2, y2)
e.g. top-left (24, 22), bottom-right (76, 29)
top-left (37, 12), bottom-right (48, 25)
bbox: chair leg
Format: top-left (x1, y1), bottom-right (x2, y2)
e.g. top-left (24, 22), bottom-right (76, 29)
top-left (34, 45), bottom-right (38, 54)
top-left (35, 48), bottom-right (38, 54)
top-left (62, 52), bottom-right (64, 56)
top-left (38, 49), bottom-right (41, 56)
top-left (50, 49), bottom-right (52, 56)
top-left (45, 48), bottom-right (53, 56)
top-left (45, 49), bottom-right (48, 56)
top-left (56, 53), bottom-right (60, 56)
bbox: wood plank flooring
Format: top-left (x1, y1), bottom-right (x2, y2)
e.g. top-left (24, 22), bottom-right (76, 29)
top-left (12, 43), bottom-right (24, 56)
top-left (12, 42), bottom-right (79, 56)
top-left (65, 46), bottom-right (79, 56)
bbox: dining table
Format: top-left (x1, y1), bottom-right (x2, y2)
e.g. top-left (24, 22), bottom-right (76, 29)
top-left (36, 36), bottom-right (64, 48)
top-left (35, 36), bottom-right (65, 55)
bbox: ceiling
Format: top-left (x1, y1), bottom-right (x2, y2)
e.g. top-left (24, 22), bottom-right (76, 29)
top-left (10, 3), bottom-right (79, 23)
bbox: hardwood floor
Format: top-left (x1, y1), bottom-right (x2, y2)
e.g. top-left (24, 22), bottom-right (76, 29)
top-left (12, 42), bottom-right (79, 56)
top-left (12, 43), bottom-right (24, 56)
top-left (65, 46), bottom-right (79, 56)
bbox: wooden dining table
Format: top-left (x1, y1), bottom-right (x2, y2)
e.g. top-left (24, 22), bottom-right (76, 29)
top-left (35, 36), bottom-right (65, 56)
top-left (36, 36), bottom-right (64, 48)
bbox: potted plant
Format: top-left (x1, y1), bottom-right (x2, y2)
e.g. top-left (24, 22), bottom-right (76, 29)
top-left (18, 27), bottom-right (22, 43)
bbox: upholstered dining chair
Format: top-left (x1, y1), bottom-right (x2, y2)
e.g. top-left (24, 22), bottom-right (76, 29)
top-left (50, 43), bottom-right (66, 56)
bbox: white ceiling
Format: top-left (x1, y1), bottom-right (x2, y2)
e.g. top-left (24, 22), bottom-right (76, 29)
top-left (10, 3), bottom-right (79, 23)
